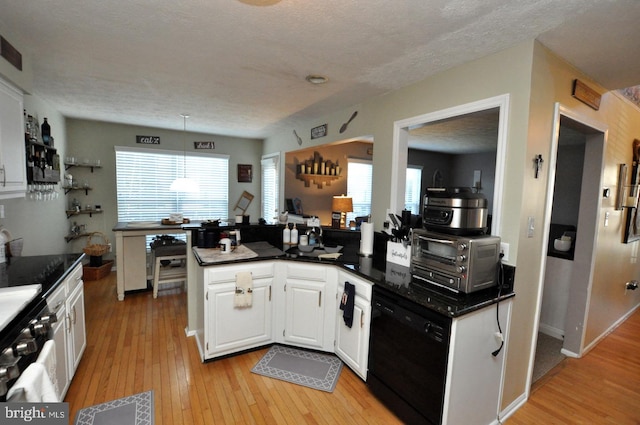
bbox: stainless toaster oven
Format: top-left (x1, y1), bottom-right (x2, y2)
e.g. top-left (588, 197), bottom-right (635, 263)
top-left (411, 229), bottom-right (500, 293)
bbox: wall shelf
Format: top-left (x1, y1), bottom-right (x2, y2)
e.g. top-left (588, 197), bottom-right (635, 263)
top-left (65, 233), bottom-right (91, 242)
top-left (297, 173), bottom-right (340, 189)
top-left (64, 162), bottom-right (102, 173)
top-left (63, 186), bottom-right (93, 195)
top-left (65, 209), bottom-right (103, 219)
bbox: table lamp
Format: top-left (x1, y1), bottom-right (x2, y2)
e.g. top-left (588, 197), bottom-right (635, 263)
top-left (332, 195), bottom-right (353, 229)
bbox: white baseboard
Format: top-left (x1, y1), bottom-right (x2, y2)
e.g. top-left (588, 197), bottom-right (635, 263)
top-left (538, 322), bottom-right (564, 339)
top-left (498, 391), bottom-right (528, 422)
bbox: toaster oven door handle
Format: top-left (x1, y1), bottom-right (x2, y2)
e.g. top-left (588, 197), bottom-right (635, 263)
top-left (416, 235), bottom-right (455, 245)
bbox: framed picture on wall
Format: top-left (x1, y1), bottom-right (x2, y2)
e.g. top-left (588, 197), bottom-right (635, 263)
top-left (624, 140), bottom-right (640, 243)
top-left (237, 164), bottom-right (252, 182)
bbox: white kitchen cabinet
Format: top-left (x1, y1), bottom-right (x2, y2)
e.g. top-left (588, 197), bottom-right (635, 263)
top-left (334, 270), bottom-right (372, 380)
top-left (202, 262), bottom-right (274, 360)
top-left (284, 278), bottom-right (326, 349)
top-left (283, 263), bottom-right (336, 352)
top-left (48, 285), bottom-right (69, 400)
top-left (442, 297), bottom-right (512, 425)
top-left (45, 262), bottom-right (85, 400)
top-left (0, 78), bottom-right (27, 198)
top-left (67, 279), bottom-right (86, 375)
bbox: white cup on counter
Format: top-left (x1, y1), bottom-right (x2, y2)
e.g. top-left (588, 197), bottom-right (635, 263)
top-left (219, 238), bottom-right (232, 254)
top-left (299, 235), bottom-right (308, 246)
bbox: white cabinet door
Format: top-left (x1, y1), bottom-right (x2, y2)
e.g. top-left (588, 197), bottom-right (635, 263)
top-left (335, 293), bottom-right (370, 380)
top-left (67, 282), bottom-right (86, 376)
top-left (0, 78), bottom-right (26, 198)
top-left (335, 272), bottom-right (372, 381)
top-left (205, 278), bottom-right (272, 358)
top-left (284, 278), bottom-right (326, 349)
top-left (51, 301), bottom-right (69, 400)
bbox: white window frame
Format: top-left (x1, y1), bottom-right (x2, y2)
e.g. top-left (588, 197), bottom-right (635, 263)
top-left (261, 153), bottom-right (280, 224)
top-left (346, 158), bottom-right (373, 225)
top-left (405, 165), bottom-right (423, 214)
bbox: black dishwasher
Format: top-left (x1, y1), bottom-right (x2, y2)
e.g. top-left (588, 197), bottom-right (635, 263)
top-left (368, 285), bottom-right (451, 425)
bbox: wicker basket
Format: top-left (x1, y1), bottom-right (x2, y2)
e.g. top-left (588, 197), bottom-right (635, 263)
top-left (83, 232), bottom-right (110, 256)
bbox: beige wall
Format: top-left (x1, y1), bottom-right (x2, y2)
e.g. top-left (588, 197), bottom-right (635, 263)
top-left (63, 119), bottom-right (263, 255)
top-left (265, 40), bottom-right (640, 415)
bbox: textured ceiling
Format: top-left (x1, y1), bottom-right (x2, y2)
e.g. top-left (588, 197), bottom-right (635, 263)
top-left (0, 0), bottom-right (638, 139)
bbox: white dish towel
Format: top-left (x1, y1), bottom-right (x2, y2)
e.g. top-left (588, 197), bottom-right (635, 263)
top-left (234, 272), bottom-right (253, 308)
top-left (6, 361), bottom-right (58, 402)
top-left (36, 340), bottom-right (59, 401)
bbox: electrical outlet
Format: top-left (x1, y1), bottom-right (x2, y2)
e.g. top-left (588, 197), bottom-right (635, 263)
top-left (500, 242), bottom-right (509, 262)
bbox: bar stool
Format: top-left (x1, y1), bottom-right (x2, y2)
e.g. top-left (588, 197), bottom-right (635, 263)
top-left (150, 243), bottom-right (187, 298)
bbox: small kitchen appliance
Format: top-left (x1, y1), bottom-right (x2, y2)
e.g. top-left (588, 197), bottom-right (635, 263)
top-left (411, 228), bottom-right (500, 293)
top-left (423, 187), bottom-right (489, 235)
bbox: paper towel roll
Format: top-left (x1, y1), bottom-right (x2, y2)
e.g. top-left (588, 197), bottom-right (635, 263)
top-left (360, 222), bottom-right (374, 255)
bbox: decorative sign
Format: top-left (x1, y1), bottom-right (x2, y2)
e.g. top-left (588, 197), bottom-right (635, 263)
top-left (572, 79), bottom-right (601, 110)
top-left (237, 164), bottom-right (252, 182)
top-left (194, 141), bottom-right (215, 150)
top-left (0, 36), bottom-right (22, 71)
top-left (136, 135), bottom-right (160, 144)
top-left (311, 124), bottom-right (327, 139)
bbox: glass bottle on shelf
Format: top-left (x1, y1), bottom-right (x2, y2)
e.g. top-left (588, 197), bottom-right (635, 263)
top-left (41, 118), bottom-right (51, 146)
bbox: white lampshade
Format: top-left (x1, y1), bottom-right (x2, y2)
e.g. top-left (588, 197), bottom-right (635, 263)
top-left (170, 113), bottom-right (199, 192)
top-left (169, 177), bottom-right (199, 192)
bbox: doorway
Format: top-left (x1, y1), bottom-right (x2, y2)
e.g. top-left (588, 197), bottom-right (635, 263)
top-left (534, 104), bottom-right (607, 382)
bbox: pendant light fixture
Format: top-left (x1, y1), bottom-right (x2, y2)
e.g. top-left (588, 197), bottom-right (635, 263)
top-left (170, 114), bottom-right (199, 192)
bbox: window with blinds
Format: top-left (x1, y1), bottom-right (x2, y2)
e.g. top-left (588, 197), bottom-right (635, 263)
top-left (346, 158), bottom-right (373, 225)
top-left (261, 153), bottom-right (280, 224)
top-left (115, 146), bottom-right (229, 222)
top-left (405, 165), bottom-right (423, 214)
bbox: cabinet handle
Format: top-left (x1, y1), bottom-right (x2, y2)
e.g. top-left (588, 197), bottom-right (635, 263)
top-left (318, 291), bottom-right (322, 308)
top-left (360, 311), bottom-right (364, 328)
top-left (66, 314), bottom-right (71, 334)
top-left (269, 286), bottom-right (272, 301)
top-left (72, 306), bottom-right (77, 325)
top-left (0, 165), bottom-right (4, 187)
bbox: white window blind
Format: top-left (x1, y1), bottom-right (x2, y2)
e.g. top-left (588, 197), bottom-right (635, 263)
top-left (115, 146), bottom-right (229, 222)
top-left (261, 153), bottom-right (280, 224)
top-left (405, 165), bottom-right (423, 214)
top-left (346, 159), bottom-right (373, 225)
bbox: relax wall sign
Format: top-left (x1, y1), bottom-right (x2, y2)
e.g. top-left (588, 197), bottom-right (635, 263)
top-left (136, 135), bottom-right (160, 144)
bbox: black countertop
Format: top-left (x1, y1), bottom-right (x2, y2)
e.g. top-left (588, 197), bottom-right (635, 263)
top-left (194, 243), bottom-right (515, 318)
top-left (0, 253), bottom-right (85, 297)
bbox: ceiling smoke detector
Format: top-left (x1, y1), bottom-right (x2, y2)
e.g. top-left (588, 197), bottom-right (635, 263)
top-left (305, 75), bottom-right (329, 85)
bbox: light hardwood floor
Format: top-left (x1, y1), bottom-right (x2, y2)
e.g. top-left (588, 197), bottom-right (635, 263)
top-left (507, 307), bottom-right (640, 424)
top-left (65, 272), bottom-right (640, 424)
top-left (65, 273), bottom-right (403, 424)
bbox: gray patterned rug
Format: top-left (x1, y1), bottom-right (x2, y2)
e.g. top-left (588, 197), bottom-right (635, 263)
top-left (251, 345), bottom-right (343, 392)
top-left (74, 390), bottom-right (154, 425)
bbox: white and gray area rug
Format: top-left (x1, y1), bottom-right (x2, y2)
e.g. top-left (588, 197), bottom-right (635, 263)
top-left (251, 345), bottom-right (343, 392)
top-left (74, 390), bottom-right (154, 425)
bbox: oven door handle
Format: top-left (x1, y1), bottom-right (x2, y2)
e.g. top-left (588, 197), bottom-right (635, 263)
top-left (416, 235), bottom-right (455, 245)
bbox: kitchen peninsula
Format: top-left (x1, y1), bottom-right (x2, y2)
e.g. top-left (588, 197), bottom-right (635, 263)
top-left (189, 234), bottom-right (515, 425)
